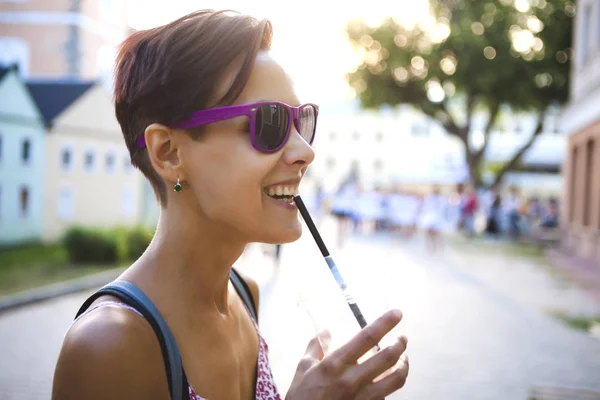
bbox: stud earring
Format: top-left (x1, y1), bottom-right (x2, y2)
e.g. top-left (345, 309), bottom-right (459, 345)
top-left (173, 177), bottom-right (183, 192)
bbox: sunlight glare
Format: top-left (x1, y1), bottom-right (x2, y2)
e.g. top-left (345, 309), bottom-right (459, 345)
top-left (128, 0), bottom-right (431, 104)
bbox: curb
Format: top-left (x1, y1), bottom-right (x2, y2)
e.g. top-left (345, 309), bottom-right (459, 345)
top-left (0, 268), bottom-right (125, 313)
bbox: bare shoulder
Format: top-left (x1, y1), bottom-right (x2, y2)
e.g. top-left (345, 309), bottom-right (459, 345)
top-left (52, 304), bottom-right (169, 400)
top-left (233, 269), bottom-right (260, 314)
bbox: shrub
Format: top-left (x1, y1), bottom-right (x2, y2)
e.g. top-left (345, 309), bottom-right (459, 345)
top-left (126, 226), bottom-right (153, 260)
top-left (63, 227), bottom-right (119, 265)
top-left (63, 226), bottom-right (153, 265)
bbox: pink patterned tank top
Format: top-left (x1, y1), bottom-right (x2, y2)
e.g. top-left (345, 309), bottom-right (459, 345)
top-left (75, 301), bottom-right (281, 400)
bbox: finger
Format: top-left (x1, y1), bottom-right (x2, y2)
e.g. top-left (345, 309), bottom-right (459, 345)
top-left (358, 354), bottom-right (409, 400)
top-left (352, 335), bottom-right (407, 385)
top-left (296, 336), bottom-right (325, 374)
top-left (332, 309), bottom-right (403, 365)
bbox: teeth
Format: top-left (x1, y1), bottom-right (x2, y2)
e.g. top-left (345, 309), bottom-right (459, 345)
top-left (265, 184), bottom-right (299, 197)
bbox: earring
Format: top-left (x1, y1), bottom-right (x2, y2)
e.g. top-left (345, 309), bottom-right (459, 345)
top-left (173, 177), bottom-right (183, 192)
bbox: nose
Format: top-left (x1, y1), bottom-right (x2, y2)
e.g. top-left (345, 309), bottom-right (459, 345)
top-left (281, 126), bottom-right (315, 169)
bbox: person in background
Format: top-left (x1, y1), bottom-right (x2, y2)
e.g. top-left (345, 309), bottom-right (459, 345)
top-left (418, 185), bottom-right (446, 251)
top-left (485, 186), bottom-right (502, 237)
top-left (540, 197), bottom-right (559, 229)
top-left (506, 186), bottom-right (522, 239)
top-left (461, 185), bottom-right (478, 237)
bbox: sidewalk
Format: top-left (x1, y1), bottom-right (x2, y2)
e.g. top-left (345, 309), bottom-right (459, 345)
top-left (547, 247), bottom-right (600, 303)
top-left (385, 233), bottom-right (600, 321)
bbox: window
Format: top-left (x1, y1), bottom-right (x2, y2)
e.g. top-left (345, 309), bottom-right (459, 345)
top-left (353, 131), bottom-right (360, 141)
top-left (121, 187), bottom-right (135, 217)
top-left (19, 186), bottom-right (29, 217)
top-left (375, 132), bottom-right (384, 142)
top-left (21, 139), bottom-right (31, 164)
top-left (329, 132), bottom-right (336, 141)
top-left (61, 147), bottom-right (73, 171)
top-left (582, 5), bottom-right (591, 62)
top-left (124, 154), bottom-right (133, 174)
top-left (597, 3), bottom-right (600, 47)
top-left (57, 186), bottom-right (74, 220)
top-left (569, 146), bottom-right (578, 223)
top-left (374, 159), bottom-right (383, 170)
top-left (0, 134), bottom-right (3, 163)
top-left (584, 140), bottom-right (595, 227)
top-left (84, 149), bottom-right (95, 172)
top-left (105, 151), bottom-right (116, 173)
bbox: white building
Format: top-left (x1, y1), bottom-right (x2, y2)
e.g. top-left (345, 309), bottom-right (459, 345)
top-left (311, 102), bottom-right (565, 195)
top-left (0, 65), bottom-right (46, 244)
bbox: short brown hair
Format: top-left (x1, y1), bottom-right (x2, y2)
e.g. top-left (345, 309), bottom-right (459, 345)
top-left (114, 10), bottom-right (273, 206)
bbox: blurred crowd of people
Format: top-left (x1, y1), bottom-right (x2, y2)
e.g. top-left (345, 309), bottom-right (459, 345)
top-left (314, 181), bottom-right (561, 251)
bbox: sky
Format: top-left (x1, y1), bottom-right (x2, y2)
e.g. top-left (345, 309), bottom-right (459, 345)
top-left (128, 0), bottom-right (430, 106)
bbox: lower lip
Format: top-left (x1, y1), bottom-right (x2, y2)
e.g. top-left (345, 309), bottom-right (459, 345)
top-left (265, 194), bottom-right (297, 210)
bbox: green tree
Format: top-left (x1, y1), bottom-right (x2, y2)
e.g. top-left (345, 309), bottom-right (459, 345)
top-left (346, 0), bottom-right (574, 187)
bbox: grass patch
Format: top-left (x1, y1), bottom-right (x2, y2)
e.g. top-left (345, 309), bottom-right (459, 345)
top-left (448, 234), bottom-right (547, 260)
top-left (0, 242), bottom-right (122, 297)
top-left (550, 310), bottom-right (600, 332)
top-left (0, 242), bottom-right (68, 269)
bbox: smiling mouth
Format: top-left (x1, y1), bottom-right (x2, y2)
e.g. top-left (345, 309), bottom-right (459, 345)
top-left (265, 185), bottom-right (299, 203)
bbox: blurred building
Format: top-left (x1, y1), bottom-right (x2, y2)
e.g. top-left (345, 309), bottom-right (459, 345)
top-left (311, 103), bottom-right (564, 196)
top-left (0, 0), bottom-right (131, 82)
top-left (0, 68), bottom-right (157, 245)
top-left (561, 0), bottom-right (600, 267)
top-left (0, 65), bottom-right (46, 244)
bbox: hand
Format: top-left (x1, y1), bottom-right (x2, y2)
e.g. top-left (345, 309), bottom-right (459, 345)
top-left (286, 309), bottom-right (409, 400)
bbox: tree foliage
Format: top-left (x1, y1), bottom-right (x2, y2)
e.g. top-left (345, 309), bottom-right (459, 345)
top-left (346, 0), bottom-right (574, 186)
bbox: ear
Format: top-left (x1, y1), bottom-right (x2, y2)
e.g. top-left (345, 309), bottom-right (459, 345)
top-left (144, 123), bottom-right (185, 183)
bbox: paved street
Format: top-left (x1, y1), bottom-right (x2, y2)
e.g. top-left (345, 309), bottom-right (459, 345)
top-left (2, 219), bottom-right (600, 399)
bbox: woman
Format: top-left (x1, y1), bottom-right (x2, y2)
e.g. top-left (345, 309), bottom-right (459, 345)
top-left (52, 10), bottom-right (409, 400)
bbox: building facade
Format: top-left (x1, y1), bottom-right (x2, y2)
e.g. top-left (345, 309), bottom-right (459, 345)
top-left (311, 103), bottom-right (564, 197)
top-left (28, 81), bottom-right (150, 241)
top-left (0, 66), bottom-right (46, 244)
top-left (0, 0), bottom-right (130, 80)
top-left (560, 0), bottom-right (600, 266)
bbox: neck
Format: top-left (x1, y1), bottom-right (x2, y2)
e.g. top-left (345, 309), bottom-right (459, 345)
top-left (127, 204), bottom-right (247, 316)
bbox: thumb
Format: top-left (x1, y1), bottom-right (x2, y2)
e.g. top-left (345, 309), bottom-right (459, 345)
top-left (296, 335), bottom-right (326, 374)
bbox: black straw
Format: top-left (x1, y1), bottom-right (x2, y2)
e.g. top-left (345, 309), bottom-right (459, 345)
top-left (293, 195), bottom-right (329, 257)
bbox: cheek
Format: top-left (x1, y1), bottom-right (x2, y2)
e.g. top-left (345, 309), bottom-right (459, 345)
top-left (191, 157), bottom-right (269, 221)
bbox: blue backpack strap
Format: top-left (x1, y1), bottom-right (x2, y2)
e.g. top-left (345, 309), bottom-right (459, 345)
top-left (230, 268), bottom-right (258, 323)
top-left (75, 281), bottom-right (187, 400)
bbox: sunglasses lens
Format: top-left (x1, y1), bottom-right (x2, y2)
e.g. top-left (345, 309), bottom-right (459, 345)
top-left (298, 105), bottom-right (317, 144)
top-left (254, 103), bottom-right (290, 151)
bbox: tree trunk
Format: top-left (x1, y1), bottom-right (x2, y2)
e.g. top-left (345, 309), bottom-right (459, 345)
top-left (491, 110), bottom-right (546, 187)
top-left (465, 146), bottom-right (484, 188)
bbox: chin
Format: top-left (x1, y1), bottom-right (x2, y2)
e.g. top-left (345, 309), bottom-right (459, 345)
top-left (261, 223), bottom-right (303, 244)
